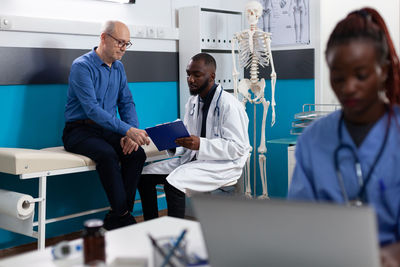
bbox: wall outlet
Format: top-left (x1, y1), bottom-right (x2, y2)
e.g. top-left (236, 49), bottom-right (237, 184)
top-left (0, 18), bottom-right (12, 30)
top-left (156, 27), bottom-right (165, 38)
top-left (146, 26), bottom-right (156, 38)
top-left (132, 25), bottom-right (146, 38)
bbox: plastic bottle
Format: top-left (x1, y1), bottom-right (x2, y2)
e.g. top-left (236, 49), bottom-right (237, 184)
top-left (83, 219), bottom-right (106, 265)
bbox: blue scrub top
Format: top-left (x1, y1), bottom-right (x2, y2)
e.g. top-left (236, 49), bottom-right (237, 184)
top-left (288, 107), bottom-right (400, 246)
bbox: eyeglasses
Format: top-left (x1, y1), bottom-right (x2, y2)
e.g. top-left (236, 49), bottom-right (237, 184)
top-left (106, 33), bottom-right (132, 49)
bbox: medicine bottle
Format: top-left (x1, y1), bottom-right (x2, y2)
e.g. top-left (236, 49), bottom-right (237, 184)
top-left (83, 219), bottom-right (106, 265)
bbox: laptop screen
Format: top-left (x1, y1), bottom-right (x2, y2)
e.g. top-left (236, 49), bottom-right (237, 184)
top-left (192, 195), bottom-right (380, 267)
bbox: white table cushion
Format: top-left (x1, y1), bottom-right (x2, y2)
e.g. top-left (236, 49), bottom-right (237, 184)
top-left (0, 147), bottom-right (95, 175)
top-left (0, 142), bottom-right (171, 176)
top-left (41, 146), bottom-right (95, 166)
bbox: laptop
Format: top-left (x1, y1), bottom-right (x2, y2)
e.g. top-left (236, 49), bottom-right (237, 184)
top-left (191, 195), bottom-right (380, 267)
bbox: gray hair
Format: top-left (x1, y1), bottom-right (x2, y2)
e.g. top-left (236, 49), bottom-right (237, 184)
top-left (101, 20), bottom-right (117, 34)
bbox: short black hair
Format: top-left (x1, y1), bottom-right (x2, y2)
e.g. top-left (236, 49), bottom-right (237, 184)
top-left (191, 53), bottom-right (217, 71)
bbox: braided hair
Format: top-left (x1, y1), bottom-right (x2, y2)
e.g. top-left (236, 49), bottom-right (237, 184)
top-left (325, 7), bottom-right (400, 105)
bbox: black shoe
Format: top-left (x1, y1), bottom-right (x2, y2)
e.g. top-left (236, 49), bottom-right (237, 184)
top-left (118, 213), bottom-right (137, 228)
top-left (103, 211), bottom-right (119, 231)
top-left (103, 211), bottom-right (136, 231)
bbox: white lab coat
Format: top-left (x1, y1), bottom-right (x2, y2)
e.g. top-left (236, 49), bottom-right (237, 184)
top-left (142, 85), bottom-right (251, 193)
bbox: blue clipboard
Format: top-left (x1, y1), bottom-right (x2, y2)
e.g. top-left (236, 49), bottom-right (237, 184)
top-left (145, 120), bottom-right (190, 151)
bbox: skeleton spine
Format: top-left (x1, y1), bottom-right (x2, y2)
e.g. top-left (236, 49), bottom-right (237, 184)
top-left (250, 54), bottom-right (259, 84)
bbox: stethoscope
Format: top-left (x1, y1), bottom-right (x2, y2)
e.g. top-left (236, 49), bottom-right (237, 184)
top-left (334, 111), bottom-right (390, 207)
top-left (189, 86), bottom-right (223, 137)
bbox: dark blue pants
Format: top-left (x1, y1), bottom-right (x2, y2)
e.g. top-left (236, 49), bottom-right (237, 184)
top-left (138, 174), bottom-right (186, 220)
top-left (63, 122), bottom-right (146, 216)
top-left (139, 174), bottom-right (237, 220)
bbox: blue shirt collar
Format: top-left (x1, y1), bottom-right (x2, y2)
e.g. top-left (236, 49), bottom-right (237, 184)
top-left (90, 47), bottom-right (118, 69)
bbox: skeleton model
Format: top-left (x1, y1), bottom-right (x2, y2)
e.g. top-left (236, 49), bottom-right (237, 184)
top-left (231, 1), bottom-right (277, 199)
top-left (288, 0), bottom-right (308, 43)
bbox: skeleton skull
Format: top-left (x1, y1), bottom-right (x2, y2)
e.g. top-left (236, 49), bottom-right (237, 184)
top-left (245, 1), bottom-right (263, 26)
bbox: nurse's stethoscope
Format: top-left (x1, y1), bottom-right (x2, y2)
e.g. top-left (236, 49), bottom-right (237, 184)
top-left (334, 111), bottom-right (390, 207)
top-left (189, 87), bottom-right (223, 137)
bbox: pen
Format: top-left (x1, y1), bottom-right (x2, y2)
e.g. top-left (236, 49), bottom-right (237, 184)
top-left (161, 229), bottom-right (187, 267)
top-left (148, 233), bottom-right (177, 267)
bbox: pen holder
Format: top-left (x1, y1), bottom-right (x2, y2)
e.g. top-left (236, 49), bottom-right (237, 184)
top-left (152, 236), bottom-right (187, 267)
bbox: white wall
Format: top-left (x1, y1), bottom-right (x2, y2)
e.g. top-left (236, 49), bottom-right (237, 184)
top-left (316, 0), bottom-right (400, 105)
top-left (2, 0), bottom-right (173, 27)
top-left (172, 0), bottom-right (248, 28)
top-left (0, 0), bottom-right (176, 51)
top-left (3, 0), bottom-right (399, 104)
top-left (0, 0), bottom-right (248, 51)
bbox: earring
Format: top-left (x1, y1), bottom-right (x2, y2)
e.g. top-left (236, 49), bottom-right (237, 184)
top-left (378, 89), bottom-right (389, 104)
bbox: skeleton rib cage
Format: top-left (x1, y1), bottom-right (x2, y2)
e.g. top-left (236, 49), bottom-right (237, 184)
top-left (236, 31), bottom-right (272, 70)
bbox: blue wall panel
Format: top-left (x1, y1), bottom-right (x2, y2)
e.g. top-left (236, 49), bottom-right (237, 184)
top-left (0, 82), bottom-right (177, 249)
top-left (246, 79), bottom-right (314, 198)
top-left (130, 82), bottom-right (179, 128)
top-left (0, 84), bottom-right (67, 149)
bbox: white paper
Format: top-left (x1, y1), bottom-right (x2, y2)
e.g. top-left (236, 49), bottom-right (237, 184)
top-left (0, 213), bottom-right (34, 236)
top-left (0, 189), bottom-right (35, 236)
top-left (0, 189), bottom-right (35, 219)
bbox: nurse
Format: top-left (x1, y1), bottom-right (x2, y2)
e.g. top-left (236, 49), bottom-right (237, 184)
top-left (288, 8), bottom-right (400, 265)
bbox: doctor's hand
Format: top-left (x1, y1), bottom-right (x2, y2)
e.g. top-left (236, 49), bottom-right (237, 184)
top-left (126, 127), bottom-right (150, 146)
top-left (175, 135), bottom-right (200, 150)
top-left (120, 136), bottom-right (139, 154)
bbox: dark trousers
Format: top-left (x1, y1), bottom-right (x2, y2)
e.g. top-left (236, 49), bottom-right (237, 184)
top-left (63, 122), bottom-right (146, 216)
top-left (138, 174), bottom-right (186, 220)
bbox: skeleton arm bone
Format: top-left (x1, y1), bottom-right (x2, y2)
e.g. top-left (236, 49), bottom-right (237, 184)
top-left (242, 96), bottom-right (249, 108)
top-left (264, 33), bottom-right (277, 126)
top-left (232, 34), bottom-right (240, 98)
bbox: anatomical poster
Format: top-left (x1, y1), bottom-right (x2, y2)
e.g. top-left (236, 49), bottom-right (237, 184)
top-left (257, 0), bottom-right (310, 46)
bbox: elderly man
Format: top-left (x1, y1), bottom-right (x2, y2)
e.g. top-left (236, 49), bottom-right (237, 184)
top-left (139, 53), bottom-right (250, 219)
top-left (63, 20), bottom-right (149, 230)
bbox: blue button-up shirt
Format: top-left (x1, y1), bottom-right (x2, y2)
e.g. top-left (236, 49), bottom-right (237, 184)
top-left (64, 47), bottom-right (139, 135)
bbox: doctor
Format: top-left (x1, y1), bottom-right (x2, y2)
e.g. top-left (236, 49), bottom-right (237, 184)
top-left (288, 8), bottom-right (400, 266)
top-left (139, 53), bottom-right (250, 219)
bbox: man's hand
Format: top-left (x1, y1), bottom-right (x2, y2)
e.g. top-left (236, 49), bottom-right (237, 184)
top-left (175, 135), bottom-right (200, 150)
top-left (381, 244), bottom-right (400, 267)
top-left (126, 127), bottom-right (150, 146)
top-left (120, 136), bottom-right (139, 155)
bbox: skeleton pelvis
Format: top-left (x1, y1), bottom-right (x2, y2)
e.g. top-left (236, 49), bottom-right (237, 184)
top-left (238, 78), bottom-right (266, 99)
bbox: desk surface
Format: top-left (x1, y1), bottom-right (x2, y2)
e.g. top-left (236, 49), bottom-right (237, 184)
top-left (0, 217), bottom-right (207, 267)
